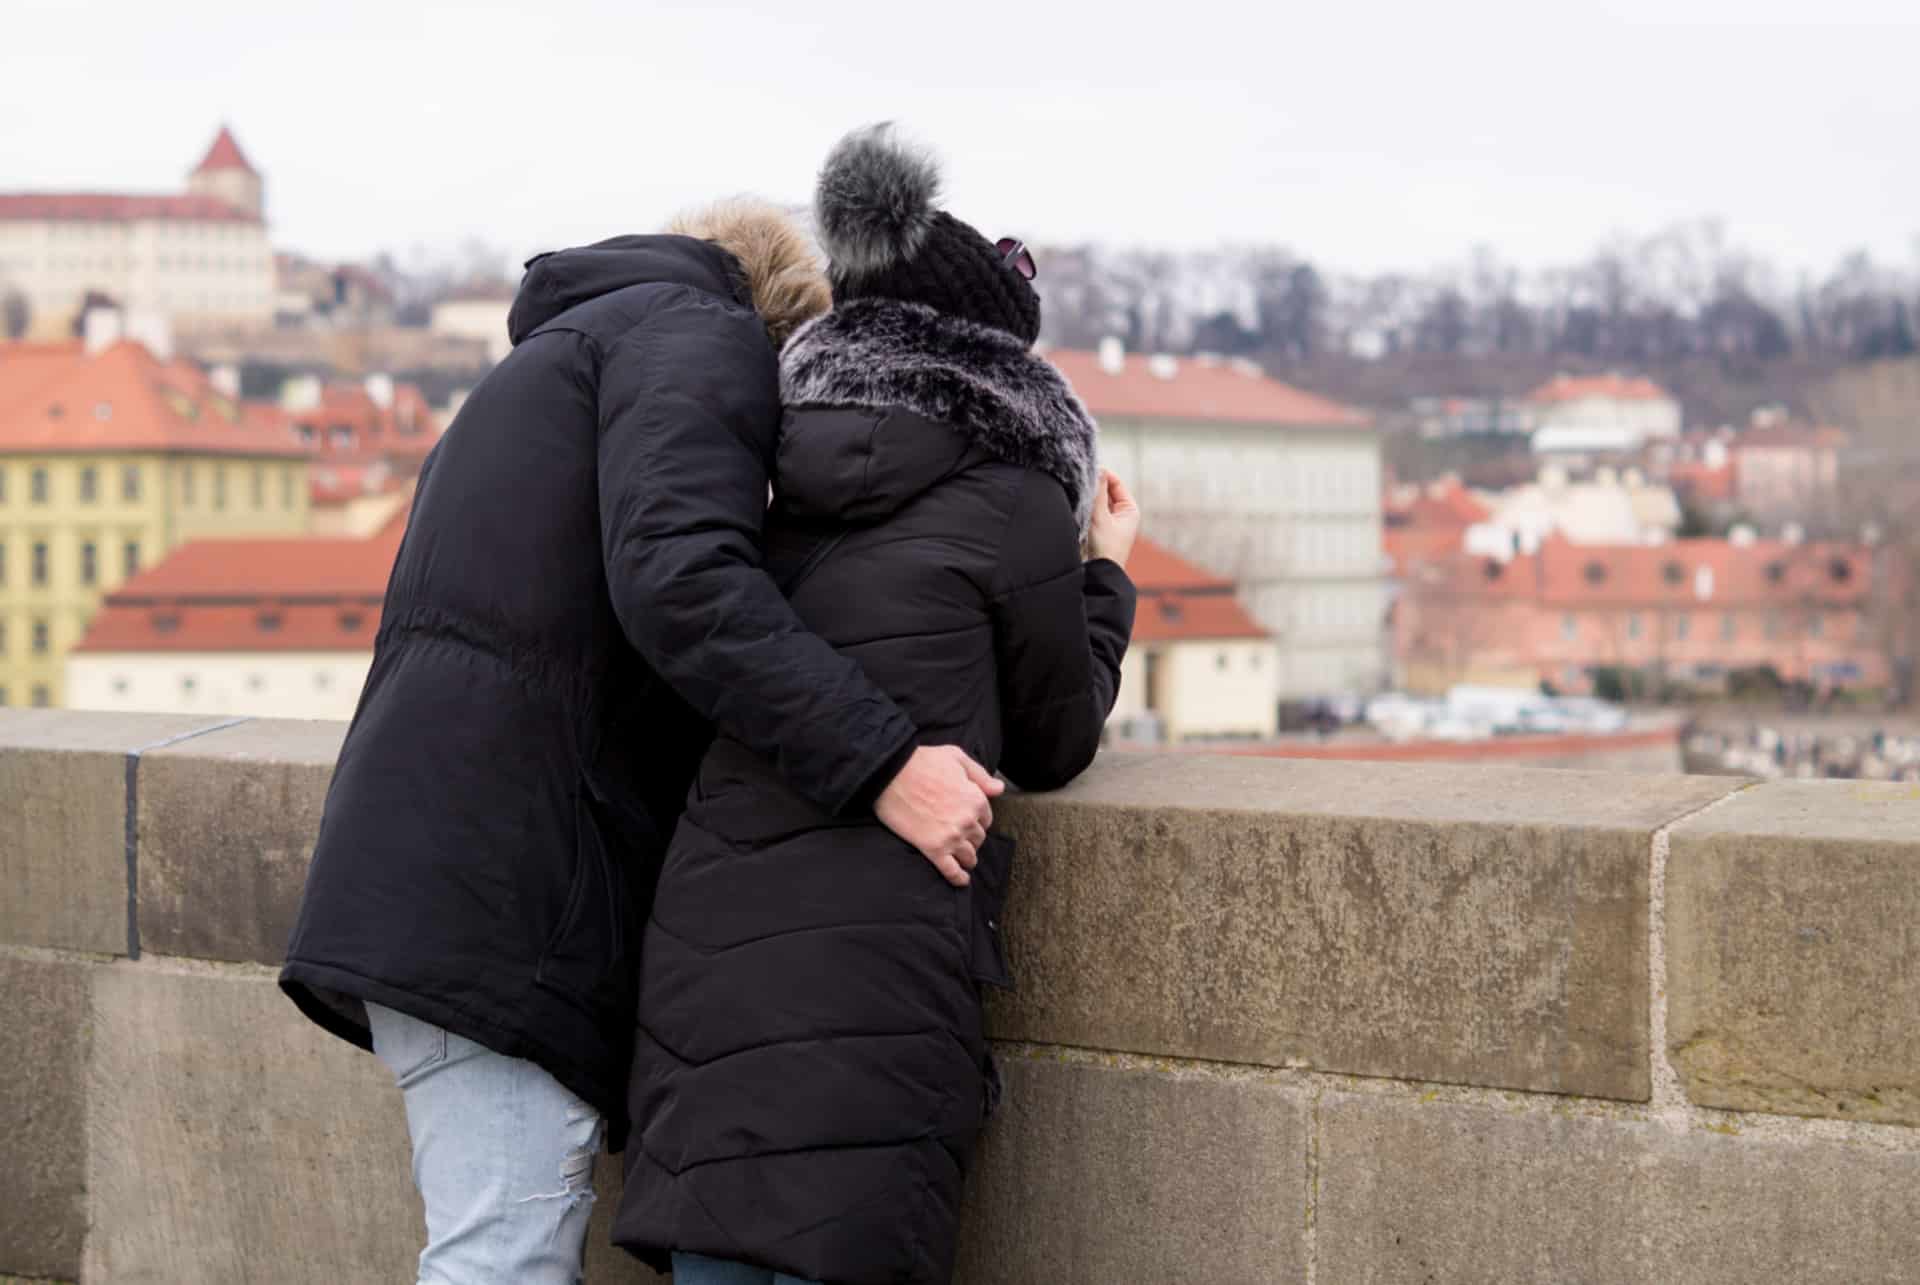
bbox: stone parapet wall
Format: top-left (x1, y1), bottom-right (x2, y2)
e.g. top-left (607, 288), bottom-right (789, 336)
top-left (2, 710), bottom-right (1916, 1283)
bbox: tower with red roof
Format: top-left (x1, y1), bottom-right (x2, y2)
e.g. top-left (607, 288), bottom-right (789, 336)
top-left (185, 125), bottom-right (264, 219)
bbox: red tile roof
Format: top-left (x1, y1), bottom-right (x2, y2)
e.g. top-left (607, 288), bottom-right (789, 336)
top-left (0, 192), bottom-right (260, 223)
top-left (1526, 373), bottom-right (1672, 405)
top-left (1126, 536), bottom-right (1270, 643)
top-left (290, 382), bottom-right (438, 463)
top-left (0, 341), bottom-right (304, 456)
top-left (1412, 534), bottom-right (1875, 610)
top-left (191, 126), bottom-right (258, 177)
top-left (1046, 351), bottom-right (1368, 427)
top-left (1736, 424), bottom-right (1848, 450)
top-left (75, 520), bottom-right (404, 654)
top-left (1668, 460), bottom-right (1735, 503)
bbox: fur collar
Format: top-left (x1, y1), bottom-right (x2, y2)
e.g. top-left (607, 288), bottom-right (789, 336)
top-left (780, 299), bottom-right (1100, 532)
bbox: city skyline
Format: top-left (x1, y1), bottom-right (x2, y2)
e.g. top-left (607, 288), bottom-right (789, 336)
top-left (5, 0), bottom-right (1918, 278)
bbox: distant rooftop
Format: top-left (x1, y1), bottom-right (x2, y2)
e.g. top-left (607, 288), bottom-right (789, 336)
top-left (1047, 349), bottom-right (1368, 428)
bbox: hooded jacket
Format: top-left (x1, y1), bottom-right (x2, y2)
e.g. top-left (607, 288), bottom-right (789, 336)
top-left (279, 232), bottom-right (921, 1139)
top-left (612, 298), bottom-right (1137, 1284)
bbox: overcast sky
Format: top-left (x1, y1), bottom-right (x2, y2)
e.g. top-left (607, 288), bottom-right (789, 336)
top-left (6, 0), bottom-right (1916, 279)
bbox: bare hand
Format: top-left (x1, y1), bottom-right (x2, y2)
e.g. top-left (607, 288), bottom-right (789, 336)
top-left (874, 745), bottom-right (1006, 887)
top-left (1087, 469), bottom-right (1141, 568)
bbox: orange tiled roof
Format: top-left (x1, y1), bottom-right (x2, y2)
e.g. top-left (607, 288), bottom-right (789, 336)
top-left (290, 382), bottom-right (438, 461)
top-left (0, 341), bottom-right (304, 456)
top-left (1411, 534), bottom-right (1874, 609)
top-left (1526, 373), bottom-right (1672, 405)
top-left (75, 521), bottom-right (403, 654)
top-left (191, 126), bottom-right (258, 176)
top-left (0, 193), bottom-right (259, 223)
top-left (1126, 536), bottom-right (1270, 643)
top-left (1046, 351), bottom-right (1368, 427)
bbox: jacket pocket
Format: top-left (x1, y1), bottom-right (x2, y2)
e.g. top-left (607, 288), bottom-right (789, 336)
top-left (534, 790), bottom-right (637, 1021)
top-left (964, 832), bottom-right (1016, 991)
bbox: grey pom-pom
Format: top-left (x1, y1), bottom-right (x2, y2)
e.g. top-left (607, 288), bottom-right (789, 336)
top-left (814, 123), bottom-right (941, 277)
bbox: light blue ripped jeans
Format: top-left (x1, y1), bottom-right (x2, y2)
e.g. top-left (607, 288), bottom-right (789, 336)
top-left (368, 1002), bottom-right (603, 1285)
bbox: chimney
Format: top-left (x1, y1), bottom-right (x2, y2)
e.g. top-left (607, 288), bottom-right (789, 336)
top-left (83, 306), bottom-right (124, 356)
top-left (1097, 336), bottom-right (1125, 376)
top-left (364, 372), bottom-right (395, 410)
top-left (280, 374), bottom-right (322, 413)
top-left (124, 311), bottom-right (173, 363)
top-left (210, 364), bottom-right (240, 398)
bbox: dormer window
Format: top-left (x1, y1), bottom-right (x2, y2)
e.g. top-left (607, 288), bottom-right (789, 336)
top-left (1583, 561), bottom-right (1608, 585)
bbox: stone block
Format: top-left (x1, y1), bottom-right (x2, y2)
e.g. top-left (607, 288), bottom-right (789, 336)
top-left (84, 961), bottom-right (422, 1285)
top-left (952, 1050), bottom-right (1308, 1284)
top-left (137, 720), bottom-right (343, 963)
top-left (1668, 779), bottom-right (1920, 1124)
top-left (1317, 1091), bottom-right (1920, 1283)
top-left (0, 710), bottom-right (236, 954)
top-left (0, 951), bottom-right (90, 1280)
top-left (989, 754), bottom-right (1744, 1100)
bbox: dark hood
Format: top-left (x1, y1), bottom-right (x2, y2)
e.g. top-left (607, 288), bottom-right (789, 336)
top-left (778, 299), bottom-right (1100, 532)
top-left (774, 405), bottom-right (977, 526)
top-left (507, 234), bottom-right (747, 344)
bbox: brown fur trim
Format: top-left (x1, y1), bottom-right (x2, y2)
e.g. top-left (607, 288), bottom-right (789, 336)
top-left (667, 199), bottom-right (831, 348)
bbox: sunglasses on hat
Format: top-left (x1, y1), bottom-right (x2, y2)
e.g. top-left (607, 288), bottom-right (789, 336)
top-left (995, 237), bottom-right (1037, 282)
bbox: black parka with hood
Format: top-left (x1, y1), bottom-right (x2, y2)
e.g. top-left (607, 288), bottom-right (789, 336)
top-left (612, 297), bottom-right (1137, 1284)
top-left (279, 232), bottom-right (922, 1139)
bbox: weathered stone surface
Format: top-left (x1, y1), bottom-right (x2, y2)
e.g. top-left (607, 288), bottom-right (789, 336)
top-left (990, 754), bottom-right (1744, 1100)
top-left (1317, 1091), bottom-right (1920, 1283)
top-left (84, 961), bottom-right (422, 1285)
top-left (0, 710), bottom-right (235, 954)
top-left (138, 720), bottom-right (343, 963)
top-left (1668, 779), bottom-right (1920, 1124)
top-left (953, 1050), bottom-right (1308, 1284)
top-left (0, 951), bottom-right (90, 1280)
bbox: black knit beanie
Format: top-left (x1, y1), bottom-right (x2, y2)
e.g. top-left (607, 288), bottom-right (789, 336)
top-left (814, 124), bottom-right (1042, 347)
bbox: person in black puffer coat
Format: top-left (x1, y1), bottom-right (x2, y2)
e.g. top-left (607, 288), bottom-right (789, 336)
top-left (279, 198), bottom-right (1015, 1285)
top-left (613, 125), bottom-right (1141, 1285)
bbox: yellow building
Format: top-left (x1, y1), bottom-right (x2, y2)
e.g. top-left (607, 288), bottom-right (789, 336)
top-left (0, 335), bottom-right (307, 707)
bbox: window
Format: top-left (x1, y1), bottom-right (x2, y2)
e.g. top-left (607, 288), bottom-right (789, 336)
top-left (1674, 614), bottom-right (1691, 641)
top-left (30, 684), bottom-right (50, 708)
top-left (0, 620), bottom-right (6, 654)
top-left (339, 611), bottom-right (365, 632)
top-left (78, 466), bottom-right (98, 505)
top-left (123, 541), bottom-right (141, 579)
top-left (1561, 613), bottom-right (1578, 642)
top-left (247, 674), bottom-right (266, 692)
top-left (122, 464), bottom-right (141, 501)
top-left (112, 677), bottom-right (130, 696)
top-left (257, 611), bottom-right (283, 632)
top-left (80, 542), bottom-right (97, 586)
top-left (30, 467), bottom-right (48, 503)
top-left (315, 671), bottom-right (333, 691)
top-left (282, 467), bottom-right (296, 508)
top-left (1721, 614), bottom-right (1736, 642)
top-left (31, 619), bottom-right (49, 654)
top-left (213, 466), bottom-right (227, 510)
top-left (252, 465), bottom-right (265, 509)
top-left (0, 686), bottom-right (7, 707)
top-left (180, 675), bottom-right (198, 697)
top-left (1216, 652), bottom-right (1230, 672)
top-left (31, 542), bottom-right (48, 586)
top-left (181, 464), bottom-right (196, 505)
top-left (0, 541), bottom-right (6, 585)
top-left (1627, 614), bottom-right (1643, 640)
top-left (0, 466), bottom-right (7, 503)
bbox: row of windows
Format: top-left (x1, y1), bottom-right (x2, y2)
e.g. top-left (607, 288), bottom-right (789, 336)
top-left (0, 617), bottom-right (54, 655)
top-left (38, 254), bottom-right (268, 274)
top-left (0, 684), bottom-right (53, 708)
top-left (0, 463), bottom-right (299, 510)
top-left (0, 539), bottom-right (141, 588)
top-left (1558, 611), bottom-right (1848, 643)
top-left (108, 670), bottom-right (341, 699)
top-left (43, 220), bottom-right (256, 241)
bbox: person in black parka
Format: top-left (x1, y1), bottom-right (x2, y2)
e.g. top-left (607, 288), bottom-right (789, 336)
top-left (278, 199), bottom-right (1012, 1284)
top-left (613, 125), bottom-right (1141, 1285)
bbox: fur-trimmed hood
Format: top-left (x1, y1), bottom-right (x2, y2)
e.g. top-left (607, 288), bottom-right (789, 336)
top-left (779, 298), bottom-right (1100, 531)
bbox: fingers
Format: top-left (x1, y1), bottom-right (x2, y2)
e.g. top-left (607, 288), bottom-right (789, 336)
top-left (962, 820), bottom-right (987, 851)
top-left (960, 755), bottom-right (1006, 797)
top-left (929, 850), bottom-right (970, 888)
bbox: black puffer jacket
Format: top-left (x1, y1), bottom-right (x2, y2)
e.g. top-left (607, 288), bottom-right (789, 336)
top-left (613, 299), bottom-right (1137, 1284)
top-left (279, 236), bottom-right (920, 1140)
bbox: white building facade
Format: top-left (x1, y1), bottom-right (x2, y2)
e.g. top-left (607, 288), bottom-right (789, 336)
top-left (1052, 346), bottom-right (1386, 699)
top-left (0, 127), bottom-right (273, 340)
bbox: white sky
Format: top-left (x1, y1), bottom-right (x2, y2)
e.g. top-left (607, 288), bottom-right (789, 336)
top-left (6, 0), bottom-right (1917, 278)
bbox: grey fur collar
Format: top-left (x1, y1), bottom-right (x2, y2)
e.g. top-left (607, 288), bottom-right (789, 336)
top-left (781, 299), bottom-right (1100, 532)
